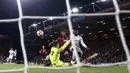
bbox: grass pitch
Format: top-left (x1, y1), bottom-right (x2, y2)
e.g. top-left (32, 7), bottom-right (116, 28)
top-left (0, 64), bottom-right (128, 73)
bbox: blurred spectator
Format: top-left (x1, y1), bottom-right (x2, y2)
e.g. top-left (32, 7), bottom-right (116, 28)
top-left (39, 46), bottom-right (47, 64)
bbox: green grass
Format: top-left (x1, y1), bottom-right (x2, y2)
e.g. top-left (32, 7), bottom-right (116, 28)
top-left (0, 64), bottom-right (128, 73)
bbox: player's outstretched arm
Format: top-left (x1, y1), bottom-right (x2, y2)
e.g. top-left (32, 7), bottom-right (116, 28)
top-left (60, 40), bottom-right (71, 52)
top-left (80, 36), bottom-right (88, 49)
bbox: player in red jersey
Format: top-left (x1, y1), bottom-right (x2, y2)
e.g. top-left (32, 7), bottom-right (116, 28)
top-left (39, 45), bottom-right (47, 64)
top-left (57, 30), bottom-right (70, 61)
top-left (57, 30), bottom-right (69, 48)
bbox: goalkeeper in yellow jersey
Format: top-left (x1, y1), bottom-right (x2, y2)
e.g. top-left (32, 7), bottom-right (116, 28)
top-left (49, 40), bottom-right (73, 67)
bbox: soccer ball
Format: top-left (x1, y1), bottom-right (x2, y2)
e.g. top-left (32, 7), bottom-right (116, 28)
top-left (36, 30), bottom-right (44, 36)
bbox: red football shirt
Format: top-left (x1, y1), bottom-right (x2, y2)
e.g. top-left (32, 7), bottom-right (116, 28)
top-left (39, 48), bottom-right (47, 56)
top-left (57, 36), bottom-right (69, 48)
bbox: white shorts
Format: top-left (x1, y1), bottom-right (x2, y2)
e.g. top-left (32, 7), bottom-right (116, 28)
top-left (70, 46), bottom-right (83, 54)
top-left (9, 55), bottom-right (13, 59)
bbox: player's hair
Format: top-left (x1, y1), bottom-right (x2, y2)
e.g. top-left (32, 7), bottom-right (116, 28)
top-left (73, 30), bottom-right (79, 36)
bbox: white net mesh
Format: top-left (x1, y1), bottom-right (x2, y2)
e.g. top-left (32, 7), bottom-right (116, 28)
top-left (0, 0), bottom-right (130, 73)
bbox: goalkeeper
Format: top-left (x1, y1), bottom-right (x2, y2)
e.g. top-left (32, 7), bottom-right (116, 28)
top-left (49, 40), bottom-right (73, 67)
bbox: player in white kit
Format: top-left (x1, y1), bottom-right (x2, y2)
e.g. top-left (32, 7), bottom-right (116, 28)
top-left (70, 30), bottom-right (89, 64)
top-left (8, 48), bottom-right (14, 64)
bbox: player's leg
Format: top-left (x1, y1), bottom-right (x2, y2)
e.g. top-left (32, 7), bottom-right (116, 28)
top-left (8, 58), bottom-right (12, 64)
top-left (8, 55), bottom-right (13, 64)
top-left (56, 60), bottom-right (67, 66)
top-left (56, 60), bottom-right (74, 67)
top-left (69, 46), bottom-right (75, 64)
top-left (78, 48), bottom-right (83, 62)
top-left (71, 50), bottom-right (76, 64)
top-left (71, 47), bottom-right (84, 64)
top-left (42, 55), bottom-right (46, 64)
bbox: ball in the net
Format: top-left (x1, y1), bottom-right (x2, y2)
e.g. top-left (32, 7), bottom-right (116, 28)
top-left (36, 30), bottom-right (44, 36)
